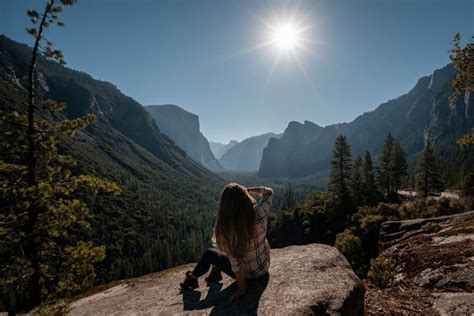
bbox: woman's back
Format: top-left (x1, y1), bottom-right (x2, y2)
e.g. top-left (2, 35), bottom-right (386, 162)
top-left (227, 187), bottom-right (273, 279)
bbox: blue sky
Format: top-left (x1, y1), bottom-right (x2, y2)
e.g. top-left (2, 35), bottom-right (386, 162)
top-left (1, 0), bottom-right (473, 143)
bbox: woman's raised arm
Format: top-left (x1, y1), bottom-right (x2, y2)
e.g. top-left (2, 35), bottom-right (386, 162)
top-left (247, 186), bottom-right (273, 218)
top-left (247, 186), bottom-right (272, 197)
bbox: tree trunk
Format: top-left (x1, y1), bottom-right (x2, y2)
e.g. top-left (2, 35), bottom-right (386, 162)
top-left (25, 0), bottom-right (54, 309)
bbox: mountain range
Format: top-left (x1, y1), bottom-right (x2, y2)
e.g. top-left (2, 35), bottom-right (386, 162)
top-left (145, 104), bottom-right (223, 171)
top-left (219, 132), bottom-right (282, 171)
top-left (259, 64), bottom-right (473, 185)
top-left (0, 35), bottom-right (222, 284)
top-left (144, 104), bottom-right (281, 173)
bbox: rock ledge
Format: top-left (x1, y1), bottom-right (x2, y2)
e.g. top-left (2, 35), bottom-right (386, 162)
top-left (70, 244), bottom-right (363, 315)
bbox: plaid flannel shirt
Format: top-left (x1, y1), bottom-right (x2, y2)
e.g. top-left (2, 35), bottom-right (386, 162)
top-left (228, 186), bottom-right (273, 279)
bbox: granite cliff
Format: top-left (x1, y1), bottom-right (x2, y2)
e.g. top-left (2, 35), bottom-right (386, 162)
top-left (145, 104), bottom-right (223, 171)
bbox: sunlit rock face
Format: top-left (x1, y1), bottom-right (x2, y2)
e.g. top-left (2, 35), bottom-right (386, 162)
top-left (69, 244), bottom-right (364, 315)
top-left (146, 104), bottom-right (223, 171)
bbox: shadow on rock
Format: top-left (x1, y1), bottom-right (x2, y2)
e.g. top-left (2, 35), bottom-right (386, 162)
top-left (181, 273), bottom-right (269, 315)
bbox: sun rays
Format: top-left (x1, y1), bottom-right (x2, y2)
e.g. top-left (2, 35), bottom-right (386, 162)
top-left (221, 5), bottom-right (321, 93)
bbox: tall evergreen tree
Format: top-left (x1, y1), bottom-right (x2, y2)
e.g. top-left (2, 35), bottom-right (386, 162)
top-left (377, 134), bottom-right (407, 198)
top-left (361, 151), bottom-right (379, 205)
top-left (449, 33), bottom-right (473, 99)
top-left (351, 156), bottom-right (364, 206)
top-left (449, 33), bottom-right (474, 148)
top-left (351, 151), bottom-right (380, 206)
top-left (0, 1), bottom-right (120, 311)
top-left (415, 140), bottom-right (443, 197)
top-left (389, 142), bottom-right (407, 194)
top-left (328, 135), bottom-right (353, 219)
top-left (378, 133), bottom-right (395, 196)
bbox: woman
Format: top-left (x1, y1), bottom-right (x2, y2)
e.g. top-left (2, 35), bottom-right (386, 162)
top-left (180, 183), bottom-right (273, 302)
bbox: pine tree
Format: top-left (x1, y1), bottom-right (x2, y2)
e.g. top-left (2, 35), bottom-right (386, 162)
top-left (351, 156), bottom-right (364, 206)
top-left (361, 151), bottom-right (379, 205)
top-left (0, 1), bottom-right (120, 311)
top-left (378, 134), bottom-right (407, 198)
top-left (351, 151), bottom-right (380, 207)
top-left (414, 140), bottom-right (443, 197)
top-left (328, 135), bottom-right (353, 220)
top-left (389, 142), bottom-right (407, 194)
top-left (449, 33), bottom-right (474, 148)
top-left (378, 133), bottom-right (395, 196)
top-left (449, 33), bottom-right (474, 99)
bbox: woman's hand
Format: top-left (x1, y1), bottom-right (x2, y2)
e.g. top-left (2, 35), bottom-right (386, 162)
top-left (246, 186), bottom-right (262, 195)
top-left (227, 287), bottom-right (246, 303)
top-left (228, 270), bottom-right (246, 303)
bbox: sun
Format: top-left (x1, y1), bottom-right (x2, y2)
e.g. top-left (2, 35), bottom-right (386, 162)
top-left (223, 8), bottom-right (318, 80)
top-left (271, 22), bottom-right (302, 52)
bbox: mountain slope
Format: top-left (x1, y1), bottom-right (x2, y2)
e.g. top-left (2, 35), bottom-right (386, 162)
top-left (219, 132), bottom-right (282, 171)
top-left (209, 140), bottom-right (239, 159)
top-left (259, 64), bottom-right (473, 183)
top-left (0, 35), bottom-right (222, 290)
top-left (145, 104), bottom-right (223, 171)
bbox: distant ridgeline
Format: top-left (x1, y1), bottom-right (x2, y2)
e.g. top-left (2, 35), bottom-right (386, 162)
top-left (259, 64), bottom-right (474, 186)
top-left (209, 140), bottom-right (238, 159)
top-left (0, 35), bottom-right (223, 284)
top-left (219, 133), bottom-right (283, 171)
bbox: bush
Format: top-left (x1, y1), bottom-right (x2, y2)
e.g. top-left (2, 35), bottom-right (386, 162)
top-left (398, 197), bottom-right (467, 219)
top-left (351, 203), bottom-right (400, 261)
top-left (335, 229), bottom-right (366, 276)
top-left (32, 299), bottom-right (71, 316)
top-left (367, 256), bottom-right (396, 288)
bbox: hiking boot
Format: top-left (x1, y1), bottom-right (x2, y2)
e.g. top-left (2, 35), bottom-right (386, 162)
top-left (180, 271), bottom-right (198, 290)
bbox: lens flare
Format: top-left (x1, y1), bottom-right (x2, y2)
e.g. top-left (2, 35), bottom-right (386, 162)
top-left (271, 22), bottom-right (302, 52)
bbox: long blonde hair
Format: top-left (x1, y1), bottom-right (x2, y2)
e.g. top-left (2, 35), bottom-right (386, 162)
top-left (214, 183), bottom-right (256, 258)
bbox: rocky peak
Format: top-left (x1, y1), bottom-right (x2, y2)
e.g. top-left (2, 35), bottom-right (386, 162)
top-left (281, 120), bottom-right (324, 145)
top-left (69, 244), bottom-right (364, 315)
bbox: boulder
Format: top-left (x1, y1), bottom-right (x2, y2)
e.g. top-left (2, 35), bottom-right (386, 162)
top-left (70, 244), bottom-right (364, 315)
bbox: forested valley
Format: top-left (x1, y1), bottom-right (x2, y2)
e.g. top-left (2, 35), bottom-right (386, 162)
top-left (0, 0), bottom-right (472, 313)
